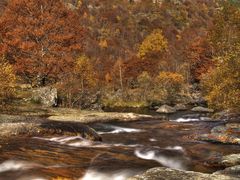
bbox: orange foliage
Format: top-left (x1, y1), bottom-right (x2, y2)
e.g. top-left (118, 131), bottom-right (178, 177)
top-left (0, 0), bottom-right (85, 86)
top-left (187, 37), bottom-right (214, 82)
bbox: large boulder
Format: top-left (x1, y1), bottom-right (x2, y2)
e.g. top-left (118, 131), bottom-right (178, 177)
top-left (32, 87), bottom-right (58, 107)
top-left (214, 165), bottom-right (240, 179)
top-left (156, 105), bottom-right (176, 114)
top-left (191, 106), bottom-right (214, 113)
top-left (0, 120), bottom-right (102, 141)
top-left (221, 154), bottom-right (240, 167)
top-left (128, 167), bottom-right (237, 180)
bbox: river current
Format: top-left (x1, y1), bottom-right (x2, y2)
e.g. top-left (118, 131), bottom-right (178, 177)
top-left (0, 111), bottom-right (239, 180)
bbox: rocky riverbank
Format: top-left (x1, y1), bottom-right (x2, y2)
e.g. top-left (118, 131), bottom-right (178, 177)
top-left (195, 112), bottom-right (240, 145)
top-left (0, 108), bottom-right (164, 141)
top-left (0, 115), bottom-right (102, 141)
top-left (128, 166), bottom-right (238, 180)
top-left (128, 110), bottom-right (240, 180)
top-left (129, 152), bottom-right (240, 180)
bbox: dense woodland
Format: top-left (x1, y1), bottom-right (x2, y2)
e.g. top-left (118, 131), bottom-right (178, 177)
top-left (0, 0), bottom-right (239, 111)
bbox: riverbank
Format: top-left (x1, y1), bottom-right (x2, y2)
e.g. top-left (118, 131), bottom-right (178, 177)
top-left (0, 106), bottom-right (164, 140)
top-left (0, 105), bottom-right (240, 179)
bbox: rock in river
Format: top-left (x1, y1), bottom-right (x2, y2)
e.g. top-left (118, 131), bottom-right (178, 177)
top-left (0, 121), bottom-right (102, 141)
top-left (191, 106), bottom-right (214, 113)
top-left (214, 165), bottom-right (240, 179)
top-left (156, 105), bottom-right (176, 114)
top-left (128, 167), bottom-right (237, 180)
top-left (221, 154), bottom-right (240, 167)
top-left (197, 123), bottom-right (240, 145)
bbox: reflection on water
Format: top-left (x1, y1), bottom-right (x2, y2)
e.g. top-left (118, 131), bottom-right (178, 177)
top-left (0, 114), bottom-right (240, 179)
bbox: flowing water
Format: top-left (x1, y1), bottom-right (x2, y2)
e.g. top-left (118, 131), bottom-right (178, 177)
top-left (0, 112), bottom-right (240, 180)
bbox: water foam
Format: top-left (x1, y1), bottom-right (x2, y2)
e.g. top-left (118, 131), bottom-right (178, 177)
top-left (165, 146), bottom-right (184, 152)
top-left (134, 148), bottom-right (186, 170)
top-left (149, 138), bottom-right (157, 142)
top-left (172, 118), bottom-right (200, 122)
top-left (81, 169), bottom-right (135, 180)
top-left (34, 136), bottom-right (141, 148)
top-left (0, 160), bottom-right (40, 173)
top-left (97, 125), bottom-right (143, 134)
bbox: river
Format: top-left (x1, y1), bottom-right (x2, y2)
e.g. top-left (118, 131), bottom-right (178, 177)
top-left (0, 111), bottom-right (239, 180)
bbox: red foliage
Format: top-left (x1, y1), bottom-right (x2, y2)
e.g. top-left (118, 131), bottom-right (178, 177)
top-left (0, 0), bottom-right (85, 85)
top-left (123, 56), bottom-right (159, 80)
top-left (187, 37), bottom-right (214, 82)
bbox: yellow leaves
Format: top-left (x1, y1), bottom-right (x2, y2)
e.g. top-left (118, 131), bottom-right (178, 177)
top-left (156, 71), bottom-right (184, 85)
top-left (0, 57), bottom-right (16, 98)
top-left (74, 55), bottom-right (96, 88)
top-left (138, 29), bottom-right (168, 59)
top-left (154, 71), bottom-right (185, 102)
top-left (201, 53), bottom-right (240, 111)
top-left (99, 39), bottom-right (108, 48)
top-left (137, 71), bottom-right (151, 87)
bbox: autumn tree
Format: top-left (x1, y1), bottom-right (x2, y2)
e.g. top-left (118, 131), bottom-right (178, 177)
top-left (0, 56), bottom-right (16, 101)
top-left (137, 71), bottom-right (152, 101)
top-left (0, 0), bottom-right (85, 86)
top-left (187, 37), bottom-right (213, 82)
top-left (74, 55), bottom-right (96, 92)
top-left (57, 55), bottom-right (96, 107)
top-left (201, 1), bottom-right (240, 111)
top-left (155, 72), bottom-right (184, 103)
top-left (138, 29), bottom-right (168, 59)
top-left (112, 59), bottom-right (124, 92)
top-left (201, 52), bottom-right (240, 111)
top-left (209, 0), bottom-right (240, 57)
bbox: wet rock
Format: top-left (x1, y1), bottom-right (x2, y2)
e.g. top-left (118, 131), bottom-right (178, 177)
top-left (182, 114), bottom-right (201, 119)
top-left (0, 121), bottom-right (102, 141)
top-left (48, 111), bottom-right (159, 123)
top-left (174, 104), bottom-right (187, 111)
top-left (210, 125), bottom-right (227, 134)
top-left (214, 165), bottom-right (240, 179)
top-left (198, 133), bottom-right (240, 145)
top-left (32, 86), bottom-right (58, 107)
top-left (191, 106), bottom-right (214, 113)
top-left (128, 167), bottom-right (237, 180)
top-left (156, 105), bottom-right (176, 114)
top-left (221, 154), bottom-right (240, 167)
top-left (197, 123), bottom-right (240, 145)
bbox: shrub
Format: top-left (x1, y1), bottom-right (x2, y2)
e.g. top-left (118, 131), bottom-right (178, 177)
top-left (137, 71), bottom-right (152, 100)
top-left (0, 58), bottom-right (16, 101)
top-left (154, 71), bottom-right (185, 102)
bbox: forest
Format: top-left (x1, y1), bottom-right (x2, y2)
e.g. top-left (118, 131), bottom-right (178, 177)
top-left (0, 0), bottom-right (238, 111)
top-left (0, 0), bottom-right (239, 180)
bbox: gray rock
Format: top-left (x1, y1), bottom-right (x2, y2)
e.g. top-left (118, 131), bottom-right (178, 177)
top-left (214, 165), bottom-right (240, 178)
top-left (156, 105), bottom-right (176, 114)
top-left (210, 126), bottom-right (227, 134)
top-left (0, 121), bottom-right (102, 141)
top-left (32, 87), bottom-right (58, 107)
top-left (196, 123), bottom-right (240, 145)
top-left (221, 154), bottom-right (240, 167)
top-left (174, 104), bottom-right (187, 111)
top-left (128, 167), bottom-right (237, 180)
top-left (191, 106), bottom-right (214, 113)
